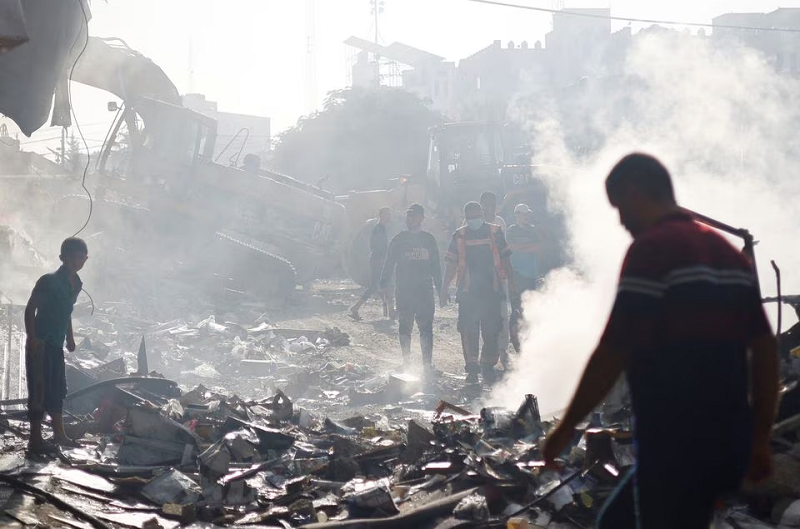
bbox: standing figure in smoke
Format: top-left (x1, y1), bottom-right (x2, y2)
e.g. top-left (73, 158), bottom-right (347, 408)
top-left (480, 191), bottom-right (512, 368)
top-left (543, 153), bottom-right (779, 529)
top-left (506, 203), bottom-right (543, 353)
top-left (443, 201), bottom-right (515, 384)
top-left (24, 237), bottom-right (88, 454)
top-left (380, 204), bottom-right (443, 376)
top-left (349, 207), bottom-right (393, 321)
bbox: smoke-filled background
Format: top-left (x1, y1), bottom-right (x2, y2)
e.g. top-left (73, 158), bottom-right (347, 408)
top-left (491, 30), bottom-right (800, 415)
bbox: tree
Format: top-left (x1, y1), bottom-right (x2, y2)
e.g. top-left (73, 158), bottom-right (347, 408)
top-left (66, 129), bottom-right (83, 175)
top-left (271, 87), bottom-right (443, 193)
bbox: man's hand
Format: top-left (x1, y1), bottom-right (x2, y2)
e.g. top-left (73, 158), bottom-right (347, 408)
top-left (543, 422), bottom-right (575, 468)
top-left (745, 440), bottom-right (772, 483)
top-left (439, 291), bottom-right (450, 307)
top-left (66, 336), bottom-right (76, 353)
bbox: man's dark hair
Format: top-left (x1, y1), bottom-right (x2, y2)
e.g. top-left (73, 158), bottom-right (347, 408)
top-left (479, 191), bottom-right (496, 205)
top-left (464, 201), bottom-right (482, 216)
top-left (379, 207), bottom-right (390, 215)
top-left (407, 203), bottom-right (424, 216)
top-left (605, 153), bottom-right (675, 203)
top-left (60, 237), bottom-right (87, 257)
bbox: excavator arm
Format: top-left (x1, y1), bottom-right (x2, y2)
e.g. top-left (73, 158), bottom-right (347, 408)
top-left (71, 36), bottom-right (180, 105)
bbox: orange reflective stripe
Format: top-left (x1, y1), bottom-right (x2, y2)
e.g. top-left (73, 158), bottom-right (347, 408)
top-left (456, 228), bottom-right (469, 292)
top-left (488, 226), bottom-right (507, 282)
top-left (455, 225), bottom-right (506, 293)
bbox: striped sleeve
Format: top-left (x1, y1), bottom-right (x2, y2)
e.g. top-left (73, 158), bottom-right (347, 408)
top-left (600, 238), bottom-right (664, 352)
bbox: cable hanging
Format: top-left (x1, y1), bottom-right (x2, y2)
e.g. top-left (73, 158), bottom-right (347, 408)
top-left (464, 0), bottom-right (800, 34)
top-left (68, 0), bottom-right (92, 238)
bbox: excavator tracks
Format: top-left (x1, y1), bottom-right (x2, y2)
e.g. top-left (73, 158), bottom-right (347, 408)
top-left (213, 231), bottom-right (298, 303)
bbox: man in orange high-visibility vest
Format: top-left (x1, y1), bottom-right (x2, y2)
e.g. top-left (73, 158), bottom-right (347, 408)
top-left (442, 202), bottom-right (515, 384)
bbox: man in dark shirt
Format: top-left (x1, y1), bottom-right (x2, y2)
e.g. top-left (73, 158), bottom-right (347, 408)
top-left (25, 237), bottom-right (88, 454)
top-left (506, 203), bottom-right (542, 353)
top-left (380, 204), bottom-right (442, 375)
top-left (350, 207), bottom-right (392, 321)
top-left (442, 202), bottom-right (515, 384)
top-left (543, 154), bottom-right (779, 529)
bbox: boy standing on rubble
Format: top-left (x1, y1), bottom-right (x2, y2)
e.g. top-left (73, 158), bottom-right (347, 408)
top-left (543, 154), bottom-right (779, 529)
top-left (25, 237), bottom-right (88, 454)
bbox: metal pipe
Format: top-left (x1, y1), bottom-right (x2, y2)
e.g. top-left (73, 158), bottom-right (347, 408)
top-left (3, 304), bottom-right (12, 403)
top-left (300, 487), bottom-right (477, 529)
top-left (772, 260), bottom-right (783, 344)
top-left (681, 207), bottom-right (761, 294)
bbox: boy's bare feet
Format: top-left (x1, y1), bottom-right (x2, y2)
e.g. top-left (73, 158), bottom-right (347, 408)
top-left (27, 439), bottom-right (59, 455)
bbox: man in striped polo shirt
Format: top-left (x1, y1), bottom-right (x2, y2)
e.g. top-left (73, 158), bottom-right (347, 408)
top-left (543, 153), bottom-right (779, 529)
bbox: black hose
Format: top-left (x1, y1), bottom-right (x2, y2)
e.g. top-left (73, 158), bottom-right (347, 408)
top-left (300, 487), bottom-right (478, 529)
top-left (506, 461), bottom-right (600, 519)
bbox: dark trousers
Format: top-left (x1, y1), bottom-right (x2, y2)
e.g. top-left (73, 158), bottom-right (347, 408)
top-left (457, 292), bottom-right (502, 374)
top-left (26, 342), bottom-right (67, 421)
top-left (511, 272), bottom-right (540, 310)
top-left (358, 257), bottom-right (384, 303)
top-left (597, 436), bottom-right (750, 529)
top-left (510, 273), bottom-right (541, 352)
top-left (397, 290), bottom-right (435, 364)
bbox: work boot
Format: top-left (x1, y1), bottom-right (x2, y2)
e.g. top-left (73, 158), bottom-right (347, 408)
top-left (481, 367), bottom-right (498, 386)
top-left (348, 306), bottom-right (362, 321)
top-left (465, 372), bottom-right (479, 384)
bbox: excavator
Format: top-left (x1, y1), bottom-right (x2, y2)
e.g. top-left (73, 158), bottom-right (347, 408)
top-left (46, 37), bottom-right (557, 300)
top-left (54, 37), bottom-right (351, 301)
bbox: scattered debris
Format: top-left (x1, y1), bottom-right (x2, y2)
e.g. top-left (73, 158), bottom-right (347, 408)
top-left (0, 306), bottom-right (796, 528)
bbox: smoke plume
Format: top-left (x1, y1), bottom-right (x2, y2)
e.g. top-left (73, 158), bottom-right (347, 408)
top-left (490, 30), bottom-right (800, 416)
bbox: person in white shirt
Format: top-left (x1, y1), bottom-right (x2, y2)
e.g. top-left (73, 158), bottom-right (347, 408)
top-left (480, 191), bottom-right (506, 232)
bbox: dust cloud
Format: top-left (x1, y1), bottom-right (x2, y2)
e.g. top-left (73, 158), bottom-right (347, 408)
top-left (490, 30), bottom-right (800, 416)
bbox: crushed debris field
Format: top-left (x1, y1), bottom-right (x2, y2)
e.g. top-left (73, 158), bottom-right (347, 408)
top-left (0, 282), bottom-right (796, 528)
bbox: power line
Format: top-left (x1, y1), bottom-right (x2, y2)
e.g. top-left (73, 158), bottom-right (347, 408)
top-left (464, 0), bottom-right (800, 34)
top-left (21, 136), bottom-right (106, 145)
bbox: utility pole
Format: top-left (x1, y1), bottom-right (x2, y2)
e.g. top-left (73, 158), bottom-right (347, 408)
top-left (369, 0), bottom-right (385, 88)
top-left (373, 0), bottom-right (379, 45)
top-left (60, 126), bottom-right (66, 166)
top-left (188, 33), bottom-right (194, 93)
top-left (305, 0), bottom-right (318, 113)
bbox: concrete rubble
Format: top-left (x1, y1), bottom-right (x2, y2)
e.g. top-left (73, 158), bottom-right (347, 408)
top-left (0, 309), bottom-right (798, 528)
top-left (1, 373), bottom-right (799, 529)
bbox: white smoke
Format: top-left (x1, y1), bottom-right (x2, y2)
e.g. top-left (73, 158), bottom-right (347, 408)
top-left (490, 30), bottom-right (800, 416)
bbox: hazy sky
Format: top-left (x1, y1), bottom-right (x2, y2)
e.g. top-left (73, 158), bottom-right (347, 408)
top-left (13, 0), bottom-right (800, 151)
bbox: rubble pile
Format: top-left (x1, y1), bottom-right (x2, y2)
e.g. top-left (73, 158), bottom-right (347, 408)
top-left (0, 372), bottom-right (799, 528)
top-left (1, 308), bottom-right (798, 527)
top-left (67, 308), bottom-right (480, 418)
top-left (67, 307), bottom-right (356, 401)
top-left (0, 385), bottom-right (618, 528)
